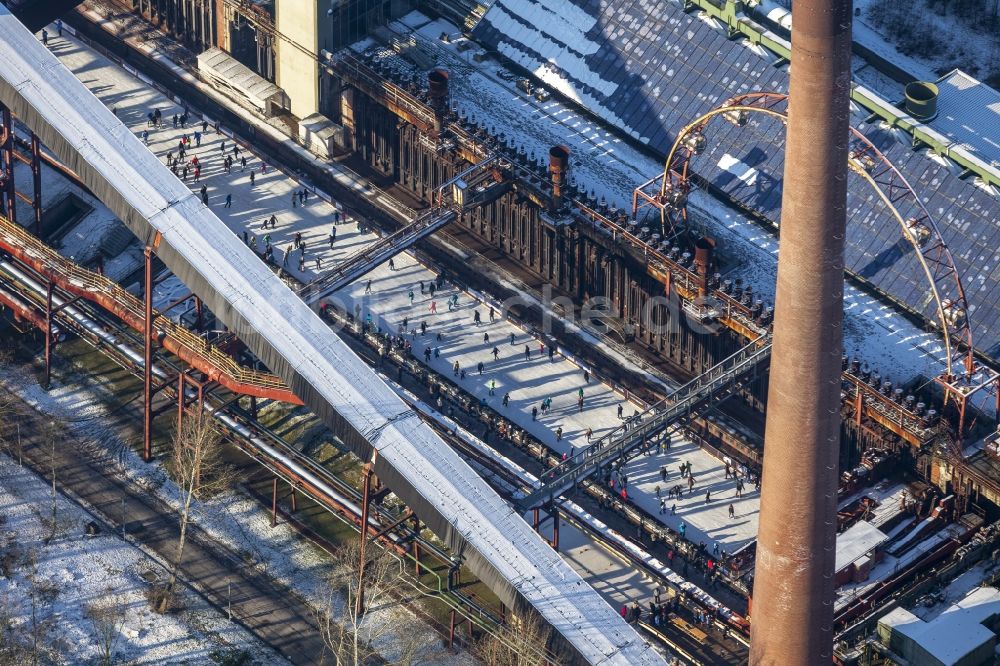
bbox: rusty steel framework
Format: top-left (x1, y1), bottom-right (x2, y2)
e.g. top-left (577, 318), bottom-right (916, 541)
top-left (0, 102), bottom-right (44, 236)
top-left (0, 249), bottom-right (525, 656)
top-left (0, 210), bottom-right (302, 459)
top-left (633, 91), bottom-right (998, 451)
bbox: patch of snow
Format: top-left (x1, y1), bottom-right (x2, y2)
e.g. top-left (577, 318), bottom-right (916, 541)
top-left (0, 454), bottom-right (287, 664)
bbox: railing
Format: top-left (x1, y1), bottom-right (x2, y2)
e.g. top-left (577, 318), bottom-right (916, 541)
top-left (0, 213), bottom-right (296, 399)
top-left (302, 207), bottom-right (457, 304)
top-left (518, 336), bottom-right (772, 509)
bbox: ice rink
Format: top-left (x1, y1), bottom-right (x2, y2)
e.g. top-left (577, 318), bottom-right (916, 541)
top-left (46, 29), bottom-right (761, 554)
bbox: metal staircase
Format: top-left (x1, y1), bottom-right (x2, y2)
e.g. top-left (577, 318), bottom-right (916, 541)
top-left (518, 336), bottom-right (773, 510)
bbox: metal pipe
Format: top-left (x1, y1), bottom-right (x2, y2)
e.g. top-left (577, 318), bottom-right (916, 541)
top-left (749, 0), bottom-right (853, 661)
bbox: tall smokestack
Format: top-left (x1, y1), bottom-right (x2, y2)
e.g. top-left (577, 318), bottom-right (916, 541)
top-left (749, 0), bottom-right (852, 661)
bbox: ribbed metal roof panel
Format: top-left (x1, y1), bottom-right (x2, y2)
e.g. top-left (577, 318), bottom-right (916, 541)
top-left (474, 0), bottom-right (1000, 359)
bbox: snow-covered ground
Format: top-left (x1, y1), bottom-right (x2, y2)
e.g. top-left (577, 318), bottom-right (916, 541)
top-left (0, 452), bottom-right (288, 665)
top-left (7, 131), bottom-right (137, 277)
top-left (855, 0), bottom-right (999, 82)
top-left (2, 355), bottom-right (471, 665)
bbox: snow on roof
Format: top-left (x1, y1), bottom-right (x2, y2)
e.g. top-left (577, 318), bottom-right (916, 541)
top-left (880, 586), bottom-right (1000, 665)
top-left (470, 1), bottom-right (1000, 362)
top-left (932, 70), bottom-right (1000, 168)
top-left (197, 47), bottom-right (285, 111)
top-left (0, 8), bottom-right (661, 664)
top-left (835, 520), bottom-right (887, 572)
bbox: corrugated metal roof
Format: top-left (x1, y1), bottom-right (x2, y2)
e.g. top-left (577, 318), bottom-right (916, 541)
top-left (197, 47), bottom-right (285, 111)
top-left (473, 0), bottom-right (1000, 360)
top-left (932, 70), bottom-right (1000, 168)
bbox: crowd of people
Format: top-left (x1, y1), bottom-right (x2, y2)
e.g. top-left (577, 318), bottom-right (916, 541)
top-left (128, 90), bottom-right (755, 651)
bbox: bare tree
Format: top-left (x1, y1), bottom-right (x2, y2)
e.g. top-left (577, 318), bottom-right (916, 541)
top-left (315, 540), bottom-right (417, 665)
top-left (156, 409), bottom-right (233, 613)
top-left (86, 592), bottom-right (127, 666)
top-left (0, 348), bottom-right (21, 467)
top-left (46, 422), bottom-right (58, 544)
top-left (475, 613), bottom-right (560, 666)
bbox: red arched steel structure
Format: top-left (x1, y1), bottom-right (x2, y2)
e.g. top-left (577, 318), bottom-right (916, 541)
top-left (633, 92), bottom-right (976, 385)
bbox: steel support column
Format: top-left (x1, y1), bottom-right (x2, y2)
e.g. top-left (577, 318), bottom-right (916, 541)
top-left (411, 515), bottom-right (421, 576)
top-left (355, 463), bottom-right (373, 617)
top-left (748, 0), bottom-right (853, 660)
top-left (552, 509), bottom-right (559, 552)
top-left (0, 104), bottom-right (15, 222)
top-left (448, 609), bottom-right (456, 648)
top-left (30, 133), bottom-right (41, 237)
top-left (143, 247), bottom-right (153, 461)
top-left (177, 371), bottom-right (186, 432)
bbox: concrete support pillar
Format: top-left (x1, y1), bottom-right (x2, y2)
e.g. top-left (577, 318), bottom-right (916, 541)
top-left (749, 0), bottom-right (853, 661)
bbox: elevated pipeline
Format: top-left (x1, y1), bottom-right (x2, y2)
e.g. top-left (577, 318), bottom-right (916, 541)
top-left (0, 214), bottom-right (301, 404)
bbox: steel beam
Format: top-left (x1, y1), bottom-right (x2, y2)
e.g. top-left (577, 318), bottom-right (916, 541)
top-left (355, 462), bottom-right (374, 617)
top-left (30, 133), bottom-right (41, 236)
top-left (748, 0), bottom-right (853, 661)
top-left (0, 105), bottom-right (14, 223)
top-left (143, 246), bottom-right (153, 461)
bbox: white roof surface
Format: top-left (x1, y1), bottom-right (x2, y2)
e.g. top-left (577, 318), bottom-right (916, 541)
top-left (933, 70), bottom-right (1000, 167)
top-left (835, 520), bottom-right (887, 572)
top-left (0, 8), bottom-right (660, 664)
top-left (880, 586), bottom-right (1000, 665)
top-left (197, 47), bottom-right (284, 110)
